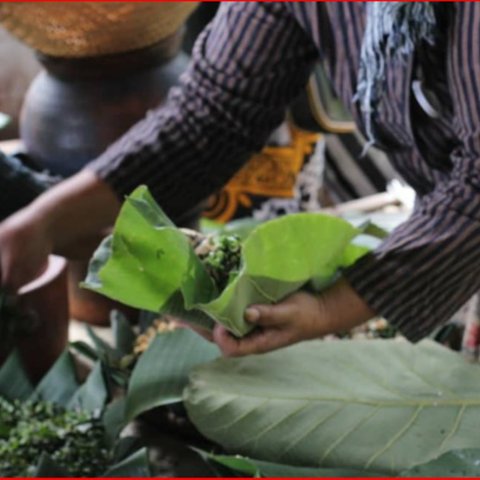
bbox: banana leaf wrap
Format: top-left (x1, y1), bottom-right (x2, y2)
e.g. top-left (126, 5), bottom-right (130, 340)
top-left (83, 186), bottom-right (369, 337)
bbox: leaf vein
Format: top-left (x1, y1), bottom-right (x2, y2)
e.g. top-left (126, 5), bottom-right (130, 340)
top-left (319, 405), bottom-right (381, 464)
top-left (276, 404), bottom-right (346, 462)
top-left (438, 404), bottom-right (466, 452)
top-left (364, 405), bottom-right (423, 469)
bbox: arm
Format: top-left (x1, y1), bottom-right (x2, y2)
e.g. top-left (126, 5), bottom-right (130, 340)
top-left (345, 4), bottom-right (480, 341)
top-left (0, 3), bottom-right (318, 290)
top-left (215, 4), bottom-right (480, 355)
top-left (87, 3), bottom-right (319, 220)
top-left (0, 170), bottom-right (119, 289)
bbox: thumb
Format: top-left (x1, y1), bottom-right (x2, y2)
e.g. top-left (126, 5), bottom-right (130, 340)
top-left (244, 302), bottom-right (294, 327)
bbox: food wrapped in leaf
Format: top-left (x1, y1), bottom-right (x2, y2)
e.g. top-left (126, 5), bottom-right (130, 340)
top-left (182, 229), bottom-right (242, 291)
top-left (83, 186), bottom-right (372, 337)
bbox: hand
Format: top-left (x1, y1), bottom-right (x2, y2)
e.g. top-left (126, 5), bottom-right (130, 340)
top-left (213, 291), bottom-right (327, 357)
top-left (213, 279), bottom-right (376, 357)
top-left (0, 170), bottom-right (120, 292)
top-left (0, 206), bottom-right (52, 291)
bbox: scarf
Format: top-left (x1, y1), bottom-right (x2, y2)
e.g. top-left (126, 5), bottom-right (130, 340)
top-left (356, 2), bottom-right (437, 147)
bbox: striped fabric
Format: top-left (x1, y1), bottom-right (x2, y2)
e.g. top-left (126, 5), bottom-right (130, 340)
top-left (89, 3), bottom-right (480, 342)
top-left (323, 131), bottom-right (399, 203)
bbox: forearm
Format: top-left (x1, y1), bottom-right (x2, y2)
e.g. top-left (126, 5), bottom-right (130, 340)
top-left (88, 3), bottom-right (317, 218)
top-left (26, 170), bottom-right (120, 256)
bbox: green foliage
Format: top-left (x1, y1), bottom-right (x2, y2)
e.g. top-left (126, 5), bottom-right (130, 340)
top-left (126, 328), bottom-right (219, 421)
top-left (0, 398), bottom-right (110, 477)
top-left (0, 344), bottom-right (150, 477)
top-left (30, 351), bottom-right (79, 406)
top-left (184, 339), bottom-right (480, 475)
top-left (84, 186), bottom-right (368, 337)
top-left (0, 351), bottom-right (34, 401)
top-left (194, 449), bottom-right (381, 477)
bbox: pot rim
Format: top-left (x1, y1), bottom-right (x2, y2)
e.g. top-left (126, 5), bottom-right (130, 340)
top-left (18, 255), bottom-right (66, 295)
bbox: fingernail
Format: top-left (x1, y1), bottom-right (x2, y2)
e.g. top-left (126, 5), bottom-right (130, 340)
top-left (245, 307), bottom-right (260, 323)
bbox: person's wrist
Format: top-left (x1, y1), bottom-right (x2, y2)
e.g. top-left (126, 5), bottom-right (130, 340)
top-left (313, 277), bottom-right (376, 338)
top-left (30, 170), bottom-right (120, 252)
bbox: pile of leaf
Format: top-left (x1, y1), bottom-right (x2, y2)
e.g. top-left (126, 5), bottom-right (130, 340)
top-left (0, 398), bottom-right (108, 477)
top-left (77, 185), bottom-right (480, 476)
top-left (0, 346), bottom-right (149, 477)
top-left (108, 316), bottom-right (480, 478)
top-left (83, 186), bottom-right (371, 337)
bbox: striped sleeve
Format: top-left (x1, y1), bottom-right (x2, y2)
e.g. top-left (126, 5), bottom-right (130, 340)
top-left (87, 3), bottom-right (317, 221)
top-left (344, 4), bottom-right (480, 341)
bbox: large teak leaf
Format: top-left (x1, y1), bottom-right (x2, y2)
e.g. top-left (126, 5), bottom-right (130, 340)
top-left (400, 448), bottom-right (480, 477)
top-left (184, 339), bottom-right (480, 474)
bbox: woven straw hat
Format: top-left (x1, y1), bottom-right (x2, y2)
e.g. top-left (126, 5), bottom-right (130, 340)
top-left (0, 2), bottom-right (198, 58)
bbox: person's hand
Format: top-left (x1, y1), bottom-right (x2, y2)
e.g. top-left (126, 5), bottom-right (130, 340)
top-left (213, 279), bottom-right (376, 357)
top-left (213, 291), bottom-right (326, 356)
top-left (0, 206), bottom-right (52, 291)
top-left (0, 170), bottom-right (120, 292)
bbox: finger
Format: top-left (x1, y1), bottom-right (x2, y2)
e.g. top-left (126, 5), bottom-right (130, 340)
top-left (213, 324), bottom-right (291, 357)
top-left (245, 300), bottom-right (296, 328)
top-left (213, 325), bottom-right (242, 356)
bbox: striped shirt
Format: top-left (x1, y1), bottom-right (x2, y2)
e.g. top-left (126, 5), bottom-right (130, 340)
top-left (89, 3), bottom-right (480, 342)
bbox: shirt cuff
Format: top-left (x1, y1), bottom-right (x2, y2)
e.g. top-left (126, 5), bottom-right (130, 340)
top-left (343, 205), bottom-right (480, 342)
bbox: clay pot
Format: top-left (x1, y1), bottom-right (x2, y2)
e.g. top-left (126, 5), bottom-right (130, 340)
top-left (0, 255), bottom-right (69, 383)
top-left (20, 32), bottom-right (188, 176)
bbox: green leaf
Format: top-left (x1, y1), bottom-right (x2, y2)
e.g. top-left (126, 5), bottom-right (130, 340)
top-left (197, 213), bottom-right (363, 336)
top-left (84, 186), bottom-right (365, 337)
top-left (192, 450), bottom-right (259, 477)
top-left (102, 397), bottom-right (127, 447)
top-left (86, 325), bottom-right (121, 364)
top-left (68, 361), bottom-right (108, 412)
top-left (196, 450), bottom-right (379, 478)
top-left (34, 453), bottom-right (69, 477)
top-left (102, 447), bottom-right (150, 477)
top-left (400, 448), bottom-right (480, 477)
top-left (200, 217), bottom-right (262, 240)
top-left (357, 220), bottom-right (389, 240)
top-left (126, 328), bottom-right (219, 421)
top-left (112, 436), bottom-right (142, 463)
top-left (0, 351), bottom-right (33, 401)
top-left (30, 350), bottom-right (78, 406)
top-left (184, 339), bottom-right (480, 475)
top-left (83, 186), bottom-right (216, 314)
top-left (111, 310), bottom-right (136, 356)
top-left (69, 340), bottom-right (99, 363)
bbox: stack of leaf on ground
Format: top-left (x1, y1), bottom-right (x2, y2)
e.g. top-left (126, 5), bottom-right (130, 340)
top-left (122, 320), bottom-right (480, 477)
top-left (0, 346), bottom-right (149, 477)
top-left (79, 186), bottom-right (480, 477)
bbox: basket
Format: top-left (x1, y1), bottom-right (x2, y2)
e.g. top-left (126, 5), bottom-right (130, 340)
top-left (0, 2), bottom-right (198, 58)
